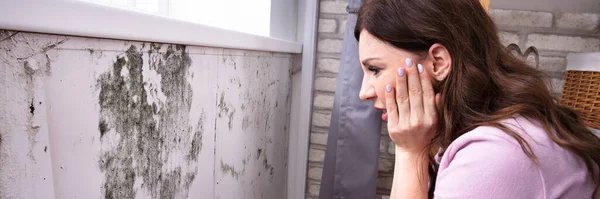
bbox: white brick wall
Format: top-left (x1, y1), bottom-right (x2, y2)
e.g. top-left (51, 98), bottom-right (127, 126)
top-left (310, 133), bottom-right (328, 146)
top-left (378, 157), bottom-right (394, 172)
top-left (320, 1), bottom-right (347, 14)
top-left (318, 19), bottom-right (337, 33)
top-left (314, 93), bottom-right (335, 109)
top-left (314, 77), bottom-right (337, 92)
top-left (538, 57), bottom-right (566, 72)
top-left (309, 148), bottom-right (326, 162)
top-left (527, 34), bottom-right (600, 52)
top-left (317, 58), bottom-right (340, 73)
top-left (307, 183), bottom-right (321, 197)
top-left (498, 31), bottom-right (520, 46)
top-left (490, 9), bottom-right (553, 28)
top-left (556, 13), bottom-right (600, 30)
top-left (387, 141), bottom-right (395, 155)
top-left (317, 39), bottom-right (344, 53)
top-left (308, 167), bottom-right (324, 180)
top-left (550, 78), bottom-right (566, 94)
top-left (312, 112), bottom-right (332, 128)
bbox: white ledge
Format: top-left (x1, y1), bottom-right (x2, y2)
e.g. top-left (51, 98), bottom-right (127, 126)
top-left (0, 0), bottom-right (303, 54)
top-left (566, 52), bottom-right (600, 72)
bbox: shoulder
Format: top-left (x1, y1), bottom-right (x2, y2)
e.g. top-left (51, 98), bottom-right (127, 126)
top-left (439, 116), bottom-right (546, 164)
top-left (434, 117), bottom-right (546, 198)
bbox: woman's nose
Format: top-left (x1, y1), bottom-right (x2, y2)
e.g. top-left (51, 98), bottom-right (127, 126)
top-left (359, 85), bottom-right (376, 101)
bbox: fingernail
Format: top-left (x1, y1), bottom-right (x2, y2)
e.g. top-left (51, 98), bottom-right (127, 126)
top-left (386, 85), bottom-right (391, 92)
top-left (418, 64), bottom-right (424, 74)
top-left (398, 68), bottom-right (405, 77)
top-left (405, 58), bottom-right (413, 68)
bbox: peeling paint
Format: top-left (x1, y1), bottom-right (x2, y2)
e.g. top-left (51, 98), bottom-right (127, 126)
top-left (97, 44), bottom-right (198, 199)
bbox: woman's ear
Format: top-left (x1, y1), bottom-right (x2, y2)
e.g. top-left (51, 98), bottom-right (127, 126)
top-left (427, 43), bottom-right (452, 81)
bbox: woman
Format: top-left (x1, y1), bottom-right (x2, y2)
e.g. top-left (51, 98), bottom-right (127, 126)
top-left (354, 0), bottom-right (600, 198)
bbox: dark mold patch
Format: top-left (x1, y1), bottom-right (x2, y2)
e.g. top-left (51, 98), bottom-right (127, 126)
top-left (217, 92), bottom-right (236, 130)
top-left (242, 116), bottom-right (251, 129)
top-left (257, 148), bottom-right (262, 160)
top-left (263, 158), bottom-right (273, 176)
top-left (184, 173), bottom-right (196, 189)
top-left (220, 159), bottom-right (241, 179)
top-left (97, 44), bottom-right (197, 199)
top-left (187, 112), bottom-right (205, 162)
top-left (228, 111), bottom-right (235, 130)
top-left (29, 100), bottom-right (35, 114)
top-left (17, 39), bottom-right (68, 61)
top-left (0, 31), bottom-right (19, 42)
top-left (98, 119), bottom-right (108, 138)
top-left (159, 168), bottom-right (182, 199)
top-left (217, 93), bottom-right (229, 118)
top-left (44, 146), bottom-right (47, 153)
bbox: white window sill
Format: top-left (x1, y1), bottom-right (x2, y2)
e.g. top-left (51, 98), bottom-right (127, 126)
top-left (0, 0), bottom-right (302, 54)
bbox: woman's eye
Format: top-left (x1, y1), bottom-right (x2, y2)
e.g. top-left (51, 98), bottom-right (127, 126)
top-left (367, 66), bottom-right (381, 75)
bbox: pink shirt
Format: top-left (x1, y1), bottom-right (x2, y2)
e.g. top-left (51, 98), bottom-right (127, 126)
top-left (434, 116), bottom-right (597, 198)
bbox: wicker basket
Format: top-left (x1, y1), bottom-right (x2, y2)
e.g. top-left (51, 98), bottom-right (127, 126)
top-left (560, 53), bottom-right (600, 129)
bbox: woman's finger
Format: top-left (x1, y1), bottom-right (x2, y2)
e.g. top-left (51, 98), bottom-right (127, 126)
top-left (385, 84), bottom-right (399, 125)
top-left (396, 60), bottom-right (410, 124)
top-left (419, 64), bottom-right (437, 118)
top-left (407, 60), bottom-right (424, 123)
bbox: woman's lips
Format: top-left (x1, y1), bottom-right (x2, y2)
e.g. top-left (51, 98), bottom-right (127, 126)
top-left (376, 108), bottom-right (387, 121)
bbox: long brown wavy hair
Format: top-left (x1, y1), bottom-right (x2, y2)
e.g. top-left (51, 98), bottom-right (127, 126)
top-left (354, 0), bottom-right (600, 197)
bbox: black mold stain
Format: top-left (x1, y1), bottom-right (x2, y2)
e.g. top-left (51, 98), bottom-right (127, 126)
top-left (29, 100), bottom-right (35, 114)
top-left (217, 92), bottom-right (236, 130)
top-left (187, 112), bottom-right (205, 162)
top-left (44, 146), bottom-right (47, 153)
top-left (263, 157), bottom-right (273, 177)
top-left (44, 53), bottom-right (52, 76)
top-left (0, 31), bottom-right (19, 42)
top-left (217, 93), bottom-right (229, 118)
top-left (242, 116), bottom-right (251, 130)
top-left (184, 173), bottom-right (196, 190)
top-left (98, 119), bottom-right (108, 138)
top-left (257, 148), bottom-right (262, 160)
top-left (160, 168), bottom-right (182, 199)
top-left (220, 159), bottom-right (241, 179)
top-left (228, 111), bottom-right (235, 130)
top-left (97, 44), bottom-right (197, 199)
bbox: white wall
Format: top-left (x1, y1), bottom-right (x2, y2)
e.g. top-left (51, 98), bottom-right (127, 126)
top-left (491, 0), bottom-right (600, 13)
top-left (0, 30), bottom-right (293, 199)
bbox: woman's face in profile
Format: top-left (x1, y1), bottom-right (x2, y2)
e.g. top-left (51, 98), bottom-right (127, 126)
top-left (357, 30), bottom-right (433, 121)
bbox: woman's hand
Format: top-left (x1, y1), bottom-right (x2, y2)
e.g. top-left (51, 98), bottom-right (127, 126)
top-left (385, 58), bottom-right (439, 155)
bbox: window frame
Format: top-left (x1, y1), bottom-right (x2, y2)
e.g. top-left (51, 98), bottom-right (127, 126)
top-left (0, 0), bottom-right (302, 53)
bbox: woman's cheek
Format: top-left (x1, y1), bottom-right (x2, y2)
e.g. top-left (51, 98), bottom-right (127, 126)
top-left (376, 81), bottom-right (388, 104)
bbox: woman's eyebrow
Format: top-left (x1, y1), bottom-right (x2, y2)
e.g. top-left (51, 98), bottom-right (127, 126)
top-left (361, 57), bottom-right (380, 66)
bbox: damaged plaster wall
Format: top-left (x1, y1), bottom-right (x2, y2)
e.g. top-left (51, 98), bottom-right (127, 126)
top-left (0, 30), bottom-right (293, 199)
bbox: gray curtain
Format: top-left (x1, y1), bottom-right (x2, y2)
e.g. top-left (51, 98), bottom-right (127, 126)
top-left (318, 0), bottom-right (383, 198)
